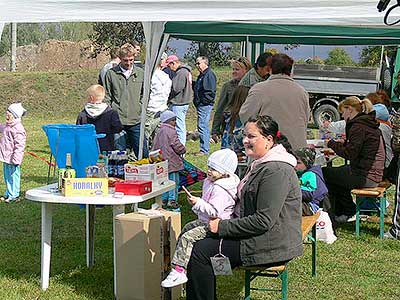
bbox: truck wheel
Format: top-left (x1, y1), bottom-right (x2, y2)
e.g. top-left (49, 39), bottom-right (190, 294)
top-left (313, 104), bottom-right (340, 128)
top-left (382, 66), bottom-right (392, 92)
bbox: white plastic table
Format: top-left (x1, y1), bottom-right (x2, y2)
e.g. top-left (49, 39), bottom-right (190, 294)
top-left (25, 180), bottom-right (175, 293)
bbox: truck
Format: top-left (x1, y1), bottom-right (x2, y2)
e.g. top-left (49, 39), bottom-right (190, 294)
top-left (291, 46), bottom-right (400, 127)
top-left (293, 63), bottom-right (385, 127)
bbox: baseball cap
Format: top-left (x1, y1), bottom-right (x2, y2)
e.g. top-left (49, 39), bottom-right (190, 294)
top-left (166, 55), bottom-right (179, 64)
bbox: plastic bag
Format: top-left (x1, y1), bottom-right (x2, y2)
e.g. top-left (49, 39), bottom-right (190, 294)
top-left (316, 210), bottom-right (337, 244)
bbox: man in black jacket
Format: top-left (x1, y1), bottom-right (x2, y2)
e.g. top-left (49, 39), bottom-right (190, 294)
top-left (193, 56), bottom-right (217, 155)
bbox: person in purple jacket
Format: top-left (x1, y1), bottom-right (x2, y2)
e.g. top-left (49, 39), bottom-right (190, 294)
top-left (295, 147), bottom-right (329, 216)
top-left (152, 110), bottom-right (186, 210)
top-left (0, 103), bottom-right (27, 203)
top-left (161, 148), bottom-right (240, 288)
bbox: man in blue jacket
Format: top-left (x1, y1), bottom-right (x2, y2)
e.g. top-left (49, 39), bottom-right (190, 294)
top-left (193, 56), bottom-right (217, 155)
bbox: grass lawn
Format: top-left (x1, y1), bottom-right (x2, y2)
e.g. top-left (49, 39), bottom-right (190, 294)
top-left (0, 69), bottom-right (399, 299)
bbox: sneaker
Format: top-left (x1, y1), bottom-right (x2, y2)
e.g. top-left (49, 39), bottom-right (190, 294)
top-left (161, 269), bottom-right (188, 288)
top-left (335, 215), bottom-right (350, 223)
top-left (346, 214), bottom-right (357, 222)
top-left (167, 201), bottom-right (181, 212)
top-left (162, 200), bottom-right (169, 210)
top-left (5, 197), bottom-right (20, 203)
top-left (0, 196), bottom-right (8, 202)
top-left (384, 230), bottom-right (399, 240)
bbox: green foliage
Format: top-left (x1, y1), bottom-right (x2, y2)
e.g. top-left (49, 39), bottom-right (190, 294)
top-left (89, 22), bottom-right (144, 58)
top-left (184, 42), bottom-right (233, 66)
top-left (0, 23), bottom-right (94, 56)
top-left (325, 48), bottom-right (355, 66)
top-left (359, 46), bottom-right (397, 67)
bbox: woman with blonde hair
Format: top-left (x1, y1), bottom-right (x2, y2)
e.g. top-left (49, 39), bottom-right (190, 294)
top-left (322, 96), bottom-right (385, 224)
top-left (211, 57), bottom-right (251, 144)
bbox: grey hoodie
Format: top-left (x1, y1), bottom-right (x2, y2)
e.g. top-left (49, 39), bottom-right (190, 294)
top-left (168, 65), bottom-right (194, 106)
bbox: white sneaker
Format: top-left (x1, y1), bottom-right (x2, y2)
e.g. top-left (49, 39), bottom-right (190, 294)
top-left (346, 214), bottom-right (357, 222)
top-left (161, 269), bottom-right (188, 288)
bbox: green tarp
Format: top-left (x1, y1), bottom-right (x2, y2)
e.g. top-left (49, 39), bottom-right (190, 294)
top-left (165, 22), bottom-right (400, 45)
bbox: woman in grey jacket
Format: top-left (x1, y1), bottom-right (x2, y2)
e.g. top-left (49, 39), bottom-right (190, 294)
top-left (185, 115), bottom-right (303, 300)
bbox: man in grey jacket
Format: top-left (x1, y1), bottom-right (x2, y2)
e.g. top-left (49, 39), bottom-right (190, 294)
top-left (167, 55), bottom-right (194, 145)
top-left (104, 42), bottom-right (148, 157)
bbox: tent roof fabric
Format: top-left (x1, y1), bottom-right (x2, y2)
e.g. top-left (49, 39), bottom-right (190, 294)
top-left (165, 22), bottom-right (400, 45)
top-left (0, 0), bottom-right (399, 26)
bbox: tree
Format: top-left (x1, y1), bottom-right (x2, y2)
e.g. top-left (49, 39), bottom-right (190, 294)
top-left (89, 22), bottom-right (144, 59)
top-left (359, 46), bottom-right (397, 67)
top-left (325, 48), bottom-right (355, 66)
top-left (184, 41), bottom-right (233, 66)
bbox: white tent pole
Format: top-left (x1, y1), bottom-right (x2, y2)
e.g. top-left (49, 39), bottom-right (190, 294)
top-left (138, 21), bottom-right (167, 159)
top-left (0, 23), bottom-right (4, 45)
top-left (11, 23), bottom-right (17, 72)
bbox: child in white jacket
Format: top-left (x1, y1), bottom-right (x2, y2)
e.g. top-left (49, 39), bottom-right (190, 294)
top-left (161, 149), bottom-right (240, 288)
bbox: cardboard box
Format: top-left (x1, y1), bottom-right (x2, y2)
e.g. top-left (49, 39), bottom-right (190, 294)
top-left (124, 161), bottom-right (168, 187)
top-left (115, 210), bottom-right (181, 300)
top-left (63, 178), bottom-right (108, 197)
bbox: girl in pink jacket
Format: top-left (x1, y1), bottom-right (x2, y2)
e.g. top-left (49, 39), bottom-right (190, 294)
top-left (152, 110), bottom-right (186, 210)
top-left (161, 148), bottom-right (239, 288)
top-left (0, 103), bottom-right (27, 203)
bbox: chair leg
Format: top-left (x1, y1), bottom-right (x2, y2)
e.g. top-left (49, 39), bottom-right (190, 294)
top-left (281, 268), bottom-right (288, 300)
top-left (379, 196), bottom-right (385, 239)
top-left (355, 197), bottom-right (361, 237)
top-left (244, 270), bottom-right (251, 300)
top-left (311, 224), bottom-right (317, 277)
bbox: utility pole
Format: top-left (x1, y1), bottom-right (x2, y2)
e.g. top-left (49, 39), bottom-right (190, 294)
top-left (11, 23), bottom-right (17, 72)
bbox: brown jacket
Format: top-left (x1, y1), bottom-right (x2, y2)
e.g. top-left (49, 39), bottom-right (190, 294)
top-left (239, 74), bottom-right (310, 150)
top-left (328, 111), bottom-right (385, 183)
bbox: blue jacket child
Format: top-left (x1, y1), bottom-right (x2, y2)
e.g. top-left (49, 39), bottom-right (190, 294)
top-left (295, 147), bottom-right (329, 216)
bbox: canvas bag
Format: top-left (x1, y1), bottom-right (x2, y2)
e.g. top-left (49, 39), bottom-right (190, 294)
top-left (316, 210), bottom-right (337, 244)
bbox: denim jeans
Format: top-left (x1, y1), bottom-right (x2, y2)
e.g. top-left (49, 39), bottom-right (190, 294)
top-left (162, 172), bottom-right (180, 202)
top-left (114, 124), bottom-right (149, 158)
top-left (196, 105), bottom-right (213, 154)
top-left (170, 104), bottom-right (189, 145)
top-left (3, 163), bottom-right (21, 199)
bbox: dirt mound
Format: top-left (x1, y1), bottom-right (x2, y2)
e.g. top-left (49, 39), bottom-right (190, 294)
top-left (0, 39), bottom-right (109, 72)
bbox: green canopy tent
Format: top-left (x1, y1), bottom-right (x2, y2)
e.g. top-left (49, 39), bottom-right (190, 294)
top-left (165, 21), bottom-right (400, 45)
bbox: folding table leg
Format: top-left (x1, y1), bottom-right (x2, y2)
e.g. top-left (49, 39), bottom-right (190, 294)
top-left (86, 204), bottom-right (96, 268)
top-left (41, 202), bottom-right (54, 290)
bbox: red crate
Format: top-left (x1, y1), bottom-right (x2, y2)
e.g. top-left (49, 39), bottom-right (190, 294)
top-left (114, 180), bottom-right (152, 196)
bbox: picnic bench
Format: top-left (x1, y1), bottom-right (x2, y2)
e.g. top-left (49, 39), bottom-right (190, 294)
top-left (351, 181), bottom-right (391, 239)
top-left (241, 211), bottom-right (321, 300)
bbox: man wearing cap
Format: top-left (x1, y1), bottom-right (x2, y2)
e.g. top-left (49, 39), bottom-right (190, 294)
top-left (167, 55), bottom-right (194, 145)
top-left (145, 52), bottom-right (172, 146)
top-left (193, 56), bottom-right (217, 155)
top-left (104, 41), bottom-right (149, 158)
